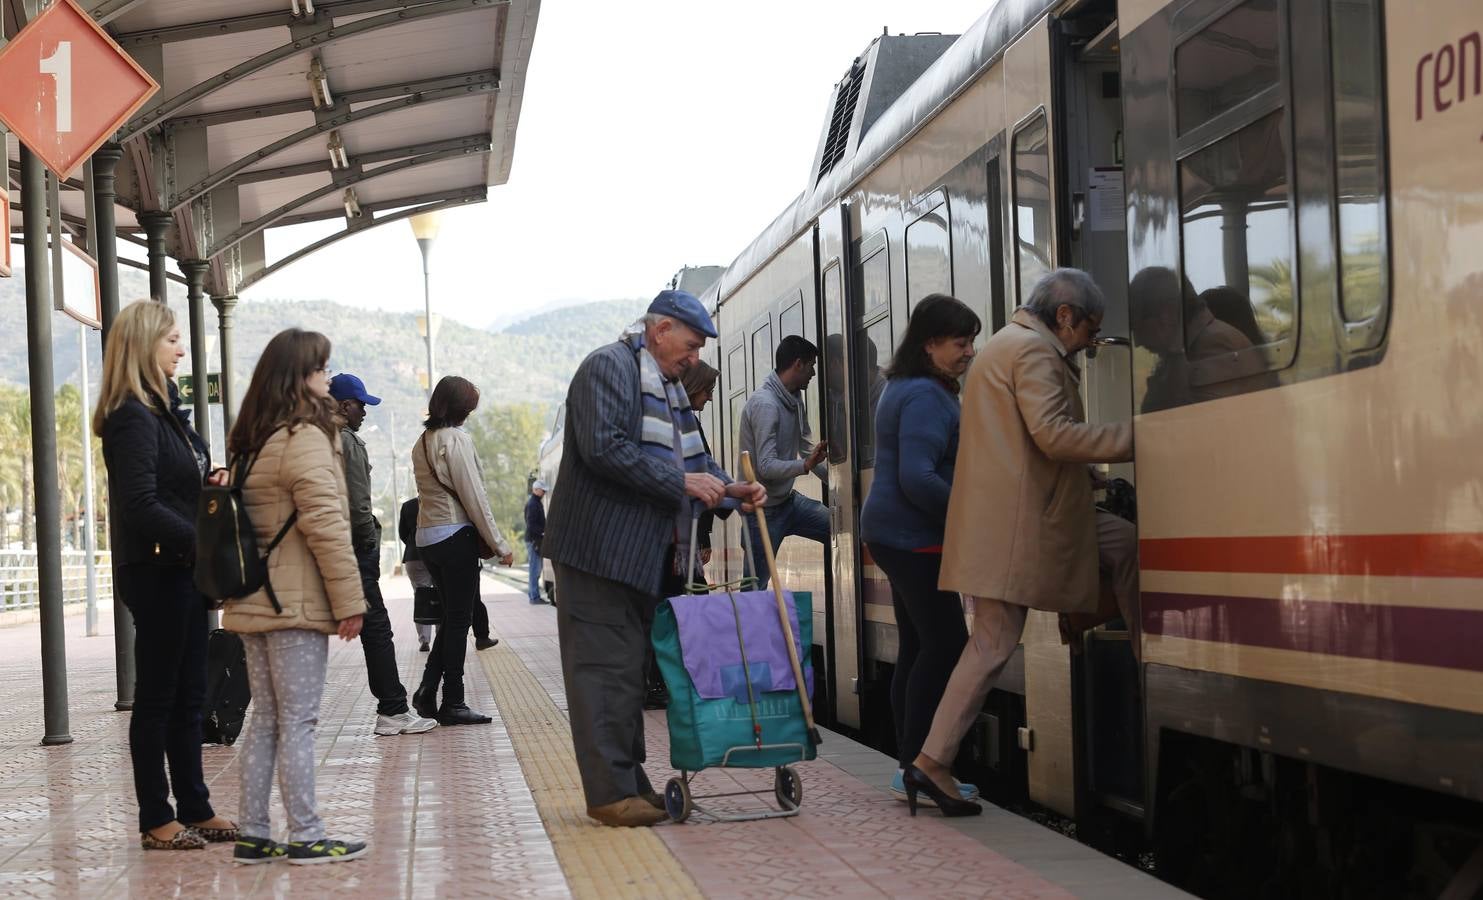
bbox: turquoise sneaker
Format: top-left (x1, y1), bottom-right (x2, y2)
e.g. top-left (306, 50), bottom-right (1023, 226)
top-left (889, 768), bottom-right (980, 806)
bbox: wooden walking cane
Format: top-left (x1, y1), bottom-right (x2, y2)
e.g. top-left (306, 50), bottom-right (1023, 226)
top-left (739, 451), bottom-right (822, 747)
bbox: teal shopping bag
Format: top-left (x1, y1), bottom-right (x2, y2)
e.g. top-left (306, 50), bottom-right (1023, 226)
top-left (653, 591), bottom-right (816, 771)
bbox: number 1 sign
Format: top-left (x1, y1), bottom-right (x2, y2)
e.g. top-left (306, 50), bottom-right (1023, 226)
top-left (0, 0), bottom-right (157, 180)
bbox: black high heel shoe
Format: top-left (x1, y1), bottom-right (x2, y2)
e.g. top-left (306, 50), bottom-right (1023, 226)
top-left (902, 766), bottom-right (982, 818)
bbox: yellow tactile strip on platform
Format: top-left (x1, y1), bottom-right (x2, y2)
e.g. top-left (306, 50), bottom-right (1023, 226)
top-left (476, 644), bottom-right (701, 899)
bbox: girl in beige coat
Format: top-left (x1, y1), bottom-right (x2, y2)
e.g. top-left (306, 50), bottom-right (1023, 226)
top-left (903, 269), bottom-right (1135, 815)
top-left (222, 329), bottom-right (368, 865)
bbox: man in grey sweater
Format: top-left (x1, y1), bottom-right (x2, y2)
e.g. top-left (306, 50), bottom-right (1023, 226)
top-left (737, 335), bottom-right (829, 589)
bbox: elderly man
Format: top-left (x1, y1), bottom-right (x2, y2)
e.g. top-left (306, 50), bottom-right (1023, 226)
top-left (543, 290), bottom-right (766, 827)
top-left (902, 269), bottom-right (1136, 814)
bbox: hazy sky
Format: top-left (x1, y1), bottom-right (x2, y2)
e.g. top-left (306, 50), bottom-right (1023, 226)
top-left (242, 1), bottom-right (993, 328)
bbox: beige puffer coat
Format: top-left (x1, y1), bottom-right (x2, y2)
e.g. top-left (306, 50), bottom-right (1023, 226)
top-left (221, 423), bottom-right (367, 634)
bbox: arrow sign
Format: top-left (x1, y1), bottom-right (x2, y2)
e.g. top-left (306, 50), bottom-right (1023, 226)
top-left (0, 0), bottom-right (158, 180)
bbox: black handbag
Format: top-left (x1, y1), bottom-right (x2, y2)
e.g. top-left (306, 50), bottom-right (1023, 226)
top-left (413, 585), bottom-right (443, 625)
top-left (194, 453), bottom-right (297, 613)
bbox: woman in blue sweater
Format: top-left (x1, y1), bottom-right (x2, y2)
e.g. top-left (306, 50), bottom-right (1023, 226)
top-left (860, 294), bottom-right (982, 816)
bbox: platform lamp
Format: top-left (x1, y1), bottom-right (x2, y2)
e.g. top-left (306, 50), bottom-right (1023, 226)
top-left (409, 210), bottom-right (443, 402)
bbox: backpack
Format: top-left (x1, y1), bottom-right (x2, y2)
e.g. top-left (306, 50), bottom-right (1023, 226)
top-left (194, 452), bottom-right (297, 613)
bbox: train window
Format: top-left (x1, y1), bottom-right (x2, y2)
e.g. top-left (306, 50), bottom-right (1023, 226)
top-left (1178, 109), bottom-right (1294, 370)
top-left (727, 344), bottom-right (745, 397)
top-left (854, 314), bottom-right (890, 467)
top-left (780, 299), bottom-right (804, 339)
top-left (822, 262), bottom-right (848, 465)
top-left (1013, 114), bottom-right (1052, 303)
top-left (905, 200), bottom-right (952, 308)
top-left (751, 321), bottom-right (773, 390)
top-left (860, 238), bottom-right (890, 315)
top-left (1175, 0), bottom-right (1281, 135)
top-left (1330, 0), bottom-right (1388, 345)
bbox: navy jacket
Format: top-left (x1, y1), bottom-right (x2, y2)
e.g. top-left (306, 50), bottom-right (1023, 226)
top-left (524, 494), bottom-right (545, 545)
top-left (100, 389), bottom-right (208, 567)
top-left (859, 376), bottom-right (959, 550)
top-left (543, 340), bottom-right (726, 595)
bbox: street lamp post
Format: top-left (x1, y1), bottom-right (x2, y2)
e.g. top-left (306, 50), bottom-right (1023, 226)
top-left (409, 211), bottom-right (442, 402)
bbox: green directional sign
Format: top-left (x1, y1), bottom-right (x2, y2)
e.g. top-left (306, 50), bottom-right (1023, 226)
top-left (178, 373), bottom-right (222, 404)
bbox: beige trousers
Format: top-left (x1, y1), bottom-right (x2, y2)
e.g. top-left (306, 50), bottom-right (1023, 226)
top-left (920, 511), bottom-right (1139, 766)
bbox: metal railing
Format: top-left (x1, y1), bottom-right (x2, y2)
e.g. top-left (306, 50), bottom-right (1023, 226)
top-left (0, 550), bottom-right (114, 612)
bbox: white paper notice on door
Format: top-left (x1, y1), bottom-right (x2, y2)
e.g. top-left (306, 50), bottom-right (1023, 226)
top-left (1088, 167), bottom-right (1124, 232)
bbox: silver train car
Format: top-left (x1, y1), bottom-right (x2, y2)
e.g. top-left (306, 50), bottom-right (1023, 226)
top-left (684, 0), bottom-right (1483, 895)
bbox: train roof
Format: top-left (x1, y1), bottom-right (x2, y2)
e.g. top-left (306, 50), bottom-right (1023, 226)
top-left (713, 0), bottom-right (1058, 306)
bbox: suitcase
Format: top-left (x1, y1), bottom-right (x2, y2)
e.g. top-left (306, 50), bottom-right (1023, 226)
top-left (202, 629), bottom-right (252, 746)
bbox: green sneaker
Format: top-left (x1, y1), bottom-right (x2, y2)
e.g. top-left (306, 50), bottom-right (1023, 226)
top-left (284, 838), bottom-right (368, 865)
top-left (232, 836), bottom-right (287, 865)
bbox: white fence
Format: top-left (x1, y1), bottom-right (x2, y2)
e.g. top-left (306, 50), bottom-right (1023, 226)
top-left (0, 550), bottom-right (113, 612)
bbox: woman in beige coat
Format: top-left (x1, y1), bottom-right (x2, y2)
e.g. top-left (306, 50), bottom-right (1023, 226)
top-left (903, 269), bottom-right (1135, 815)
top-left (222, 329), bottom-right (368, 865)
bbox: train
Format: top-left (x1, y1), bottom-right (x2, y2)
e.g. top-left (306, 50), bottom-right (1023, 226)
top-left (544, 1), bottom-right (1483, 895)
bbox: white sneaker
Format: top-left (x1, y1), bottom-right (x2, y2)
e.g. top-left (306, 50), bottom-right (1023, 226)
top-left (375, 711), bottom-right (438, 736)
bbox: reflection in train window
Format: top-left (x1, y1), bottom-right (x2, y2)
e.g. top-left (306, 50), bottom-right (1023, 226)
top-left (822, 262), bottom-right (848, 465)
top-left (751, 321), bottom-right (773, 391)
top-left (854, 315), bottom-right (890, 467)
top-left (906, 202), bottom-right (952, 308)
top-left (1178, 109), bottom-right (1293, 355)
top-left (1330, 0), bottom-right (1388, 338)
top-left (1013, 114), bottom-right (1052, 304)
top-left (1175, 0), bottom-right (1280, 135)
top-left (860, 242), bottom-right (889, 315)
top-left (780, 299), bottom-right (804, 339)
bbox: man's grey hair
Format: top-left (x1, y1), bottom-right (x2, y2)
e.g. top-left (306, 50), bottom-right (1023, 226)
top-left (1024, 268), bottom-right (1106, 328)
top-left (641, 312), bottom-right (670, 329)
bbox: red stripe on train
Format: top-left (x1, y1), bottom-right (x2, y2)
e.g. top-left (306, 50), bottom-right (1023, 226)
top-left (1139, 534), bottom-right (1483, 579)
top-left (1143, 592), bottom-right (1483, 672)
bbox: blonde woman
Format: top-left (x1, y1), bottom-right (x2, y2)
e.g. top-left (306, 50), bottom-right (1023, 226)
top-left (95, 300), bottom-right (237, 850)
top-left (222, 329), bottom-right (367, 865)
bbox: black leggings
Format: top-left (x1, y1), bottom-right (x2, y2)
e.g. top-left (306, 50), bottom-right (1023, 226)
top-left (419, 527), bottom-right (480, 706)
top-left (869, 543), bottom-right (969, 769)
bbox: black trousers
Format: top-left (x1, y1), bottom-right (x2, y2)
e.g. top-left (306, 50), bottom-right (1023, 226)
top-left (356, 548), bottom-right (409, 717)
top-left (419, 528), bottom-right (480, 705)
top-left (554, 563), bottom-right (655, 808)
top-left (118, 564), bottom-right (216, 833)
top-left (868, 543), bottom-right (969, 769)
top-left (472, 586), bottom-right (490, 641)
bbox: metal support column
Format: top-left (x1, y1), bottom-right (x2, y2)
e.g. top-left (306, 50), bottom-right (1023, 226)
top-left (212, 294), bottom-right (239, 441)
top-left (139, 210), bottom-right (172, 301)
top-left (22, 146), bottom-right (72, 746)
top-left (179, 261), bottom-right (212, 448)
top-left (90, 143), bottom-right (134, 710)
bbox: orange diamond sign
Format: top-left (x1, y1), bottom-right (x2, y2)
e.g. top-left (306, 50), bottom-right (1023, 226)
top-left (0, 0), bottom-right (158, 180)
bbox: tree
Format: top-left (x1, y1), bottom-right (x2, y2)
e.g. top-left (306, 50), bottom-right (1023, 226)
top-left (466, 403), bottom-right (546, 562)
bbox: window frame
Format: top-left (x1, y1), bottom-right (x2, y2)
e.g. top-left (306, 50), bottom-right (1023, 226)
top-left (904, 189), bottom-right (954, 310)
top-left (749, 316), bottom-right (774, 392)
top-left (1011, 109), bottom-right (1054, 306)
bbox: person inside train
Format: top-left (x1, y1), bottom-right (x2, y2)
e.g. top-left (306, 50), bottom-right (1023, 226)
top-left (410, 375), bottom-right (515, 727)
top-left (906, 269), bottom-right (1137, 817)
top-left (858, 294), bottom-right (984, 810)
top-left (223, 328), bottom-right (368, 863)
top-left (330, 373), bottom-right (438, 738)
top-left (542, 290), bottom-right (765, 827)
top-left (1129, 267), bottom-right (1270, 410)
top-left (95, 300), bottom-right (239, 851)
top-left (737, 335), bottom-right (829, 589)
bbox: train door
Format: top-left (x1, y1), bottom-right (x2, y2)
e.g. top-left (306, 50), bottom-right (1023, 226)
top-left (816, 204), bottom-right (863, 730)
top-left (1052, 3), bottom-right (1144, 821)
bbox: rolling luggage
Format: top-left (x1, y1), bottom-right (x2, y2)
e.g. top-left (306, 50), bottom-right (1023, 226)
top-left (201, 628), bottom-right (251, 746)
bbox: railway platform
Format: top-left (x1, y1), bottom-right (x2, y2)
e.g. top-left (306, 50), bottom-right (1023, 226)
top-left (0, 575), bottom-right (1190, 899)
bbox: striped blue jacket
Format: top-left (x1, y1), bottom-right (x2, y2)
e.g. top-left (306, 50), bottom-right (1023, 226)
top-left (543, 340), bottom-right (728, 595)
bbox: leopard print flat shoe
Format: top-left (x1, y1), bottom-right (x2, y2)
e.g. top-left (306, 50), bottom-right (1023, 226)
top-left (140, 828), bottom-right (207, 850)
top-left (187, 820), bottom-right (240, 843)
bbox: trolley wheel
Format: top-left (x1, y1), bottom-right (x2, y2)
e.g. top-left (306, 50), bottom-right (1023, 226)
top-left (665, 777), bottom-right (693, 823)
top-left (774, 766), bottom-right (802, 810)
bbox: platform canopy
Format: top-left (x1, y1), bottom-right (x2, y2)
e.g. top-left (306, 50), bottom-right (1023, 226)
top-left (5, 0), bottom-right (538, 295)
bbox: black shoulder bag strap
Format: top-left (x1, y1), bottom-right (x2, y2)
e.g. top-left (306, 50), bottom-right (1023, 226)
top-left (231, 450), bottom-right (299, 613)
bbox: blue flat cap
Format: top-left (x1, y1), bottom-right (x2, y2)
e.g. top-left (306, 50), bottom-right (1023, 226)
top-left (648, 290), bottom-right (717, 339)
top-left (329, 373), bottom-right (381, 405)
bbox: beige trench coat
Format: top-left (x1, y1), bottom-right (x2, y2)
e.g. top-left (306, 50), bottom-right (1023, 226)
top-left (939, 309), bottom-right (1133, 614)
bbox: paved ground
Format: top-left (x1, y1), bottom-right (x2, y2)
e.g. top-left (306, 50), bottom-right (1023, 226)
top-left (0, 574), bottom-right (1190, 899)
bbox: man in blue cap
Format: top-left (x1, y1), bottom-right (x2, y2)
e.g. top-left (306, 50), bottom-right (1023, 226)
top-left (330, 373), bottom-right (437, 737)
top-left (543, 290), bottom-right (766, 827)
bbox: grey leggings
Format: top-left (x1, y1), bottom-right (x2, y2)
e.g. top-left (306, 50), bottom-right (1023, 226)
top-left (238, 629), bottom-right (329, 843)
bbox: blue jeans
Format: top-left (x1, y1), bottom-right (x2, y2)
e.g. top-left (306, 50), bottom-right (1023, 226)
top-left (746, 491), bottom-right (829, 589)
top-left (527, 541), bottom-right (543, 602)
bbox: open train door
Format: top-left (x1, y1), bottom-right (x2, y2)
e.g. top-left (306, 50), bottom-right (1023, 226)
top-left (816, 202), bottom-right (864, 730)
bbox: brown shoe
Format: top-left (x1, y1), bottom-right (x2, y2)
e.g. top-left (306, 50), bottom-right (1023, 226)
top-left (587, 797), bottom-right (667, 827)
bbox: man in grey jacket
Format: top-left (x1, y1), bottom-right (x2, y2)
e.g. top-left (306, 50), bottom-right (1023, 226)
top-left (737, 335), bottom-right (829, 589)
top-left (543, 291), bottom-right (765, 827)
top-left (330, 374), bottom-right (437, 737)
